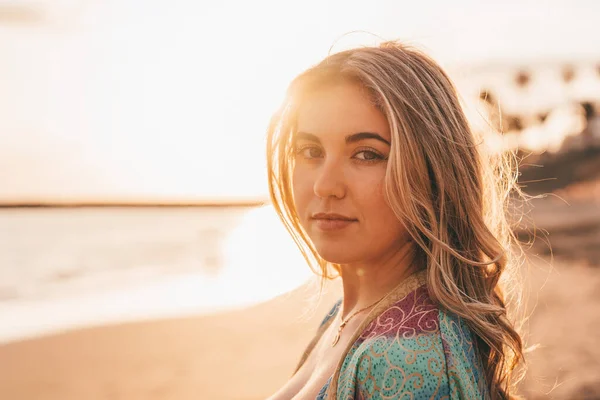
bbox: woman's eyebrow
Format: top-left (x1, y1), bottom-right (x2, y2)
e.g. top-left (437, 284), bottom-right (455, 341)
top-left (346, 132), bottom-right (390, 146)
top-left (294, 132), bottom-right (321, 143)
top-left (295, 131), bottom-right (390, 146)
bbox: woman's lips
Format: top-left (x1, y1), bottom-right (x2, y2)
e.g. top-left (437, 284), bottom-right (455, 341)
top-left (313, 218), bottom-right (357, 231)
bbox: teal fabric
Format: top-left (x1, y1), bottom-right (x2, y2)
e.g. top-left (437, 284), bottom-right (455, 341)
top-left (315, 285), bottom-right (489, 399)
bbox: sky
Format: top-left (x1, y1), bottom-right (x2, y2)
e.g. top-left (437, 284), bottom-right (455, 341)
top-left (0, 0), bottom-right (599, 203)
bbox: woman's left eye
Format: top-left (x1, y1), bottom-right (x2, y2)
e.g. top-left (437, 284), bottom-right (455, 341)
top-left (354, 150), bottom-right (384, 161)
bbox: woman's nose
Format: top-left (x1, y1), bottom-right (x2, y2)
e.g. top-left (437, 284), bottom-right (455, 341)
top-left (313, 160), bottom-right (347, 199)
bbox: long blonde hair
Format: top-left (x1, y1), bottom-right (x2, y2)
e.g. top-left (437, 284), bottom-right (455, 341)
top-left (266, 41), bottom-right (525, 399)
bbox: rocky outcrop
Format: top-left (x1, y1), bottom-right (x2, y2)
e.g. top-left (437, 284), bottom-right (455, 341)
top-left (457, 62), bottom-right (600, 194)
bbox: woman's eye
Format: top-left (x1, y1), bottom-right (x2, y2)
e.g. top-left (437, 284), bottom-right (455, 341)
top-left (354, 150), bottom-right (383, 161)
top-left (297, 146), bottom-right (323, 159)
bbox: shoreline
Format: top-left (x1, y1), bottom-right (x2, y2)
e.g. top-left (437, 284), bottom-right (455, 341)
top-left (0, 255), bottom-right (599, 399)
top-left (0, 281), bottom-right (341, 400)
top-left (0, 271), bottom-right (317, 346)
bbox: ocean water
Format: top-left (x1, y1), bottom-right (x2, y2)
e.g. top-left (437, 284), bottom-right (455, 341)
top-left (0, 206), bottom-right (314, 344)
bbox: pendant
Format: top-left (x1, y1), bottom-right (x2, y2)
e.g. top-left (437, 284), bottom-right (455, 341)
top-left (331, 330), bottom-right (341, 347)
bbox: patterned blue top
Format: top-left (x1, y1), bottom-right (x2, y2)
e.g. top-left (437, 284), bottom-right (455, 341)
top-left (308, 284), bottom-right (489, 399)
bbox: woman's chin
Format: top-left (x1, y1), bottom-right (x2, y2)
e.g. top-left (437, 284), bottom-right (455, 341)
top-left (315, 246), bottom-right (357, 265)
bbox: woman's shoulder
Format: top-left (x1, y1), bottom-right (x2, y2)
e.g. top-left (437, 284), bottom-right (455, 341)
top-left (318, 298), bottom-right (342, 329)
top-left (435, 304), bottom-right (490, 399)
top-left (336, 284), bottom-right (489, 399)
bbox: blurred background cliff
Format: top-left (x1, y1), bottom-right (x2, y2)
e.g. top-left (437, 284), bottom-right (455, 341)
top-left (0, 1), bottom-right (598, 399)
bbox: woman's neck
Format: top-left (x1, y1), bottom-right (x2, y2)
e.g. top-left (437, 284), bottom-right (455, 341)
top-left (337, 241), bottom-right (420, 320)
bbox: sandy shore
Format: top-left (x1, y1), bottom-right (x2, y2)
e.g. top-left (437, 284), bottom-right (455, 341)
top-left (0, 254), bottom-right (598, 400)
top-left (0, 281), bottom-right (342, 400)
top-left (1, 194), bottom-right (600, 400)
top-left (520, 257), bottom-right (600, 399)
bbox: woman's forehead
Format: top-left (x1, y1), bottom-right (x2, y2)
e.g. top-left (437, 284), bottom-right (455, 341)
top-left (295, 82), bottom-right (390, 142)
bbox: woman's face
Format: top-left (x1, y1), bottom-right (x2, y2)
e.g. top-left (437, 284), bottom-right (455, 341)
top-left (292, 81), bottom-right (409, 265)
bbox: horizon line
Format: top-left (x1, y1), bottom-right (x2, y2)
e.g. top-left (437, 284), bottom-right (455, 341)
top-left (0, 200), bottom-right (270, 208)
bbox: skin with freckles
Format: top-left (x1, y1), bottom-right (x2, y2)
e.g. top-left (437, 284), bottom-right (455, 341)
top-left (264, 81), bottom-right (419, 400)
top-left (292, 81), bottom-right (417, 320)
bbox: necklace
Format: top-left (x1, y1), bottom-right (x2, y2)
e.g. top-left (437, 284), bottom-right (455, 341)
top-left (331, 294), bottom-right (389, 347)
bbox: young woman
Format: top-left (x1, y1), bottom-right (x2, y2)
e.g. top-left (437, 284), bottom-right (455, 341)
top-left (266, 41), bottom-right (525, 400)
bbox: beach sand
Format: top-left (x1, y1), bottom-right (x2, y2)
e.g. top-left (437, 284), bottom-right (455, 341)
top-left (521, 259), bottom-right (600, 399)
top-left (0, 255), bottom-right (598, 400)
top-left (0, 281), bottom-right (342, 400)
top-left (1, 197), bottom-right (599, 400)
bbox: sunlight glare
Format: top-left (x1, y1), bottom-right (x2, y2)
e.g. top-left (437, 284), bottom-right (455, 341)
top-left (221, 205), bottom-right (314, 303)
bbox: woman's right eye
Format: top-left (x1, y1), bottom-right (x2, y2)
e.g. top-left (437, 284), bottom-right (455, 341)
top-left (296, 145), bottom-right (323, 159)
